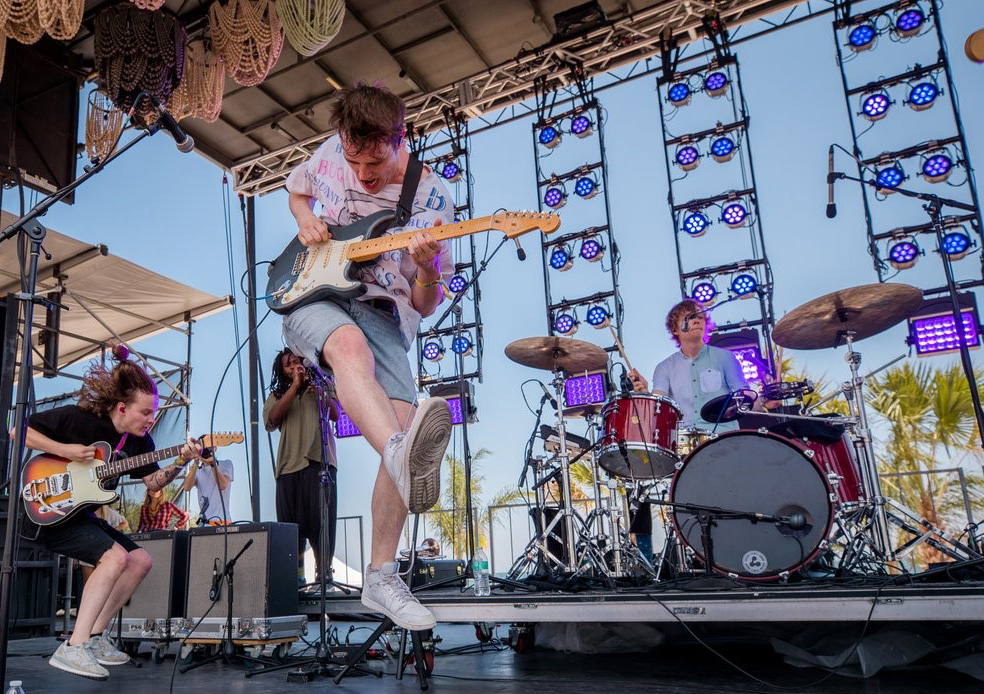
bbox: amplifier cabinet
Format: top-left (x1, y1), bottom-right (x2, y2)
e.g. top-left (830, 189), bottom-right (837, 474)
top-left (122, 530), bottom-right (189, 624)
top-left (184, 522), bottom-right (298, 619)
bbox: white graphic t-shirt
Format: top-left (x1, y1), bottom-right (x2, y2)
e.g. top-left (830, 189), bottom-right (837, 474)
top-left (285, 134), bottom-right (455, 350)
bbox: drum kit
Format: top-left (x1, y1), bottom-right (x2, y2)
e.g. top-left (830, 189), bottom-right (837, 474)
top-left (502, 283), bottom-right (982, 584)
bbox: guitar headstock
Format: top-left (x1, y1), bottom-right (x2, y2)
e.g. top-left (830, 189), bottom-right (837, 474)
top-left (198, 432), bottom-right (245, 448)
top-left (489, 211), bottom-right (561, 238)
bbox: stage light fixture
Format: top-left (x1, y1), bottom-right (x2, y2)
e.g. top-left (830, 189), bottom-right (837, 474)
top-left (875, 163), bottom-right (905, 192)
top-left (447, 273), bottom-right (468, 293)
top-left (668, 82), bottom-right (691, 106)
top-left (549, 244), bottom-right (573, 271)
top-left (921, 153), bottom-right (953, 183)
top-left (731, 273), bottom-right (758, 298)
top-left (570, 114), bottom-right (593, 138)
top-left (721, 202), bottom-right (748, 229)
top-left (907, 82), bottom-right (939, 111)
top-left (675, 145), bottom-right (700, 172)
top-left (709, 329), bottom-right (768, 382)
top-left (691, 281), bottom-right (717, 305)
top-left (888, 237), bottom-right (920, 270)
top-left (704, 71), bottom-right (730, 98)
top-left (554, 312), bottom-right (579, 336)
top-left (564, 370), bottom-right (608, 411)
top-left (682, 211), bottom-right (710, 237)
top-left (585, 305), bottom-right (610, 329)
top-left (574, 175), bottom-right (599, 199)
top-left (538, 124), bottom-right (562, 149)
top-left (710, 136), bottom-right (736, 163)
top-left (942, 228), bottom-right (972, 261)
top-left (451, 334), bottom-right (473, 356)
top-left (861, 91), bottom-right (891, 121)
top-left (908, 293), bottom-right (981, 357)
top-left (544, 185), bottom-right (568, 209)
top-left (335, 408), bottom-right (362, 438)
top-left (579, 237), bottom-right (605, 262)
top-left (440, 161), bottom-right (463, 183)
top-left (848, 23), bottom-right (877, 52)
top-left (895, 7), bottom-right (925, 38)
top-left (422, 340), bottom-right (445, 362)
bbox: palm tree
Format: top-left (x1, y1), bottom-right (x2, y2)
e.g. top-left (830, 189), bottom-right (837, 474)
top-left (427, 449), bottom-right (526, 559)
top-left (866, 361), bottom-right (984, 567)
top-left (773, 349), bottom-right (851, 416)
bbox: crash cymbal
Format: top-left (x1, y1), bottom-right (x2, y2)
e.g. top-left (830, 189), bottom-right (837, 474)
top-left (505, 336), bottom-right (608, 374)
top-left (773, 283), bottom-right (923, 350)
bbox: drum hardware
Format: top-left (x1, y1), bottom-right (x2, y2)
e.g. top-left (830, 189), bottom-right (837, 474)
top-left (698, 389), bottom-right (759, 427)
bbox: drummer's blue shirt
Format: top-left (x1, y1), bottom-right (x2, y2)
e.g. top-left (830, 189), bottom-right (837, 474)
top-left (651, 344), bottom-right (748, 431)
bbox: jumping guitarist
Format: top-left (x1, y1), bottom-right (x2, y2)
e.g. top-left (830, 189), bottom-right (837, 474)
top-left (20, 347), bottom-right (202, 680)
top-left (281, 82), bottom-right (454, 631)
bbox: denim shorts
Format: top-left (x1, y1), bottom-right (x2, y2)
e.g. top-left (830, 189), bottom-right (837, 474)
top-left (282, 297), bottom-right (418, 404)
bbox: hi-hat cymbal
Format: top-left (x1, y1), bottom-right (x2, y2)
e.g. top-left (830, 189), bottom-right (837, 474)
top-left (773, 283), bottom-right (923, 350)
top-left (504, 336), bottom-right (608, 374)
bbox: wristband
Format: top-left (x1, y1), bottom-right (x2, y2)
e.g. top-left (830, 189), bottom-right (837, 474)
top-left (414, 275), bottom-right (441, 288)
top-left (175, 456), bottom-right (189, 468)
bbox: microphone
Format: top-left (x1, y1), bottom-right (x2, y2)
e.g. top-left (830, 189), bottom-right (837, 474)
top-left (539, 382), bottom-right (557, 409)
top-left (209, 557), bottom-right (222, 601)
top-left (681, 312), bottom-right (693, 333)
top-left (514, 238), bottom-right (526, 261)
top-left (150, 96), bottom-right (194, 153)
top-left (826, 145), bottom-right (837, 219)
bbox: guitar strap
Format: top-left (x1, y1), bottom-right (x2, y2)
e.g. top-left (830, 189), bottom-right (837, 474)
top-left (393, 154), bottom-right (423, 227)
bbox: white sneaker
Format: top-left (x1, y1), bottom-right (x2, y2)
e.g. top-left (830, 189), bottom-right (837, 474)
top-left (87, 634), bottom-right (130, 665)
top-left (360, 563), bottom-right (436, 631)
top-left (49, 641), bottom-right (109, 680)
top-left (382, 397), bottom-right (451, 514)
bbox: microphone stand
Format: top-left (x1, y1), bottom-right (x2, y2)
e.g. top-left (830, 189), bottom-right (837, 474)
top-left (414, 235), bottom-right (531, 593)
top-left (0, 124), bottom-right (160, 687)
top-left (830, 170), bottom-right (984, 449)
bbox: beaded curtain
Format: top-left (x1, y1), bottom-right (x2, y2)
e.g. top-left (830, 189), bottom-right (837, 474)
top-left (94, 5), bottom-right (187, 121)
top-left (275, 0), bottom-right (344, 57)
top-left (209, 0), bottom-right (284, 87)
top-left (85, 89), bottom-right (124, 161)
top-left (167, 38), bottom-right (224, 122)
top-left (1, 0), bottom-right (83, 44)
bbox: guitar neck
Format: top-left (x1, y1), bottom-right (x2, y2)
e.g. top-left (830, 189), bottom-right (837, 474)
top-left (346, 217), bottom-right (492, 263)
top-left (96, 443), bottom-right (185, 480)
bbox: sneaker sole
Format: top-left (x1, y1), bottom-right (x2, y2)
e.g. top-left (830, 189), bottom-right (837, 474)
top-left (49, 656), bottom-right (109, 680)
top-left (405, 399), bottom-right (451, 514)
top-left (94, 655), bottom-right (130, 666)
top-left (360, 595), bottom-right (437, 631)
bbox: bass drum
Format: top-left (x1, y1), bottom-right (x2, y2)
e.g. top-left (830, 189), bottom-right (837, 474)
top-left (670, 431), bottom-right (833, 580)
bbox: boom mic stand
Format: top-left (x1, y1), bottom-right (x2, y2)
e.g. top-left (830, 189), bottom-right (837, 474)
top-left (413, 235), bottom-right (530, 594)
top-left (0, 121), bottom-right (160, 687)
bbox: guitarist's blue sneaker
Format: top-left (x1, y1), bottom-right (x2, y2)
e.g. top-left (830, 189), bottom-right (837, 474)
top-left (383, 397), bottom-right (451, 514)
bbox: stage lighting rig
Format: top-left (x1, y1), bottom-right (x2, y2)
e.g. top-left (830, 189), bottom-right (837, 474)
top-left (709, 328), bottom-right (769, 382)
top-left (422, 339), bottom-right (446, 362)
top-left (674, 143), bottom-right (701, 172)
top-left (690, 278), bottom-right (718, 305)
top-left (721, 200), bottom-right (748, 228)
top-left (579, 236), bottom-right (605, 262)
top-left (667, 81), bottom-right (692, 107)
top-left (451, 334), bottom-right (474, 357)
top-left (710, 135), bottom-right (737, 163)
top-left (585, 304), bottom-right (611, 329)
top-left (570, 112), bottom-right (594, 138)
top-left (574, 173), bottom-right (599, 199)
top-left (447, 273), bottom-right (468, 294)
top-left (553, 311), bottom-right (579, 336)
top-left (682, 211), bottom-right (710, 237)
top-left (549, 243), bottom-right (574, 271)
top-left (941, 227), bottom-right (973, 261)
top-left (894, 5), bottom-right (926, 39)
top-left (440, 160), bottom-right (464, 183)
top-left (848, 22), bottom-right (878, 52)
top-left (906, 80), bottom-right (939, 111)
top-left (920, 151), bottom-right (954, 183)
top-left (544, 183), bottom-right (568, 209)
top-left (874, 161), bottom-right (905, 193)
top-left (429, 382), bottom-right (474, 425)
top-left (538, 123), bottom-right (562, 149)
top-left (860, 89), bottom-right (892, 122)
top-left (730, 273), bottom-right (758, 298)
top-left (907, 293), bottom-right (982, 357)
top-left (703, 70), bottom-right (730, 98)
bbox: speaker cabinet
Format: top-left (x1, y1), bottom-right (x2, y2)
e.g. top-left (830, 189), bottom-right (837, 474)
top-left (185, 522), bottom-right (298, 619)
top-left (122, 530), bottom-right (189, 620)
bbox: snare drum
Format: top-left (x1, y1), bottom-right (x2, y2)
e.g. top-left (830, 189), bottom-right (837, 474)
top-left (597, 394), bottom-right (681, 479)
top-left (676, 427), bottom-right (714, 458)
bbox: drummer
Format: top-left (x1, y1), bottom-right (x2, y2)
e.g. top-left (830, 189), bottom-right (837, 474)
top-left (628, 298), bottom-right (756, 433)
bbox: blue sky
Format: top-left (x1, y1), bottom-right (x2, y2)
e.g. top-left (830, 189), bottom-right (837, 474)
top-left (16, 2), bottom-right (984, 565)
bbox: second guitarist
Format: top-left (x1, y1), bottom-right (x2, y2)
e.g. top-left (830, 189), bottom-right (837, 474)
top-left (22, 348), bottom-right (202, 680)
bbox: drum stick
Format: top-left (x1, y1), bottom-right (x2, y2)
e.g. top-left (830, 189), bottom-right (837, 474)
top-left (608, 326), bottom-right (635, 372)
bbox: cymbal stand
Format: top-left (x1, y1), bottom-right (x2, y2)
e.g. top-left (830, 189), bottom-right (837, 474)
top-left (841, 332), bottom-right (895, 560)
top-left (505, 455), bottom-right (568, 579)
top-left (548, 367), bottom-right (579, 573)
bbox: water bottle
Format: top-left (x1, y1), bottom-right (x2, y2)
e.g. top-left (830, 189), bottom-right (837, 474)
top-left (472, 548), bottom-right (491, 597)
top-left (7, 681), bottom-right (25, 694)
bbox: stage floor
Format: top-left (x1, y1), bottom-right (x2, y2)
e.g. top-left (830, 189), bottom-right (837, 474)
top-left (302, 575), bottom-right (984, 624)
top-left (5, 620), bottom-right (984, 694)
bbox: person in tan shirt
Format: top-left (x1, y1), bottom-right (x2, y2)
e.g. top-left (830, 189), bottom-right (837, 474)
top-left (263, 348), bottom-right (338, 589)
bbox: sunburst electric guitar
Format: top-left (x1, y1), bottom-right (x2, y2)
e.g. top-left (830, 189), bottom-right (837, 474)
top-left (265, 209), bottom-right (561, 314)
top-left (20, 432), bottom-right (245, 526)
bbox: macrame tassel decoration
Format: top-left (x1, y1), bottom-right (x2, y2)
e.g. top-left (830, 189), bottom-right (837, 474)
top-left (168, 38), bottom-right (224, 122)
top-left (85, 89), bottom-right (124, 161)
top-left (37, 0), bottom-right (83, 40)
top-left (94, 5), bottom-right (187, 121)
top-left (0, 37), bottom-right (6, 84)
top-left (3, 0), bottom-right (44, 44)
top-left (209, 0), bottom-right (284, 87)
top-left (128, 0), bottom-right (165, 11)
top-left (276, 0), bottom-right (344, 57)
